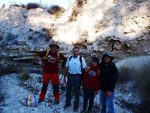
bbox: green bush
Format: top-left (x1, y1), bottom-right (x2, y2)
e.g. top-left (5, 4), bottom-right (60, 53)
top-left (20, 72), bottom-right (30, 80)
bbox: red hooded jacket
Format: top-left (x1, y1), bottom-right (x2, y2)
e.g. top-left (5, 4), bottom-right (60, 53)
top-left (82, 64), bottom-right (100, 91)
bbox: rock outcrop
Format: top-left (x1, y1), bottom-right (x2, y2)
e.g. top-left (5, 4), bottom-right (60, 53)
top-left (0, 0), bottom-right (149, 68)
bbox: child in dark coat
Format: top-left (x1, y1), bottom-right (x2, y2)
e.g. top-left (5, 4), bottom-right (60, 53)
top-left (81, 56), bottom-right (100, 113)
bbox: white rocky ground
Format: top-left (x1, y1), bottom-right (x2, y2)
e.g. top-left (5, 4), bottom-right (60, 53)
top-left (0, 73), bottom-right (131, 113)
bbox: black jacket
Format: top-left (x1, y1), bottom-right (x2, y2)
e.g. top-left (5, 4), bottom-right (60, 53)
top-left (99, 62), bottom-right (119, 92)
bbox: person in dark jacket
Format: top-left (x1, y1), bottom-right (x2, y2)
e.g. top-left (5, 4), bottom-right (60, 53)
top-left (81, 56), bottom-right (100, 113)
top-left (99, 52), bottom-right (119, 113)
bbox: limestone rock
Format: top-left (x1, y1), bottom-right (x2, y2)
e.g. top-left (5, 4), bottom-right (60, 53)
top-left (0, 0), bottom-right (149, 67)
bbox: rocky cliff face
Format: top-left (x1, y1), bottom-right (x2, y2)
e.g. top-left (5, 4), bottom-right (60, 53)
top-left (0, 0), bottom-right (149, 69)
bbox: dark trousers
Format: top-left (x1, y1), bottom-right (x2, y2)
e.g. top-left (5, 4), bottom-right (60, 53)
top-left (83, 86), bottom-right (95, 111)
top-left (66, 74), bottom-right (81, 109)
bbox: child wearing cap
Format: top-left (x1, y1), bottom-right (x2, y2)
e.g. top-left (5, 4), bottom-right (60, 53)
top-left (81, 56), bottom-right (100, 113)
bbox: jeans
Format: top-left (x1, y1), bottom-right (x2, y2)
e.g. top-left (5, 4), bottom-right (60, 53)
top-left (66, 74), bottom-right (81, 109)
top-left (99, 89), bottom-right (115, 113)
top-left (83, 86), bottom-right (95, 111)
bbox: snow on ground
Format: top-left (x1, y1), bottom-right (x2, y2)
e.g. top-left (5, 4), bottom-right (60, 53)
top-left (0, 73), bottom-right (131, 113)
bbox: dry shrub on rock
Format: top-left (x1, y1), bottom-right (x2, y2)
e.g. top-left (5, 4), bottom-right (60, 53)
top-left (42, 28), bottom-right (53, 41)
top-left (69, 0), bottom-right (87, 21)
top-left (48, 5), bottom-right (65, 18)
top-left (77, 0), bottom-right (87, 7)
top-left (20, 72), bottom-right (30, 80)
top-left (11, 4), bottom-right (26, 8)
top-left (26, 3), bottom-right (42, 10)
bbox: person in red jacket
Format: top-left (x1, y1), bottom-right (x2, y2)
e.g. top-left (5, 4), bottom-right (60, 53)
top-left (81, 56), bottom-right (100, 113)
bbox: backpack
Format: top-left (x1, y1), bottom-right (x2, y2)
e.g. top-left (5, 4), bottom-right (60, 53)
top-left (20, 95), bottom-right (38, 107)
top-left (69, 56), bottom-right (85, 79)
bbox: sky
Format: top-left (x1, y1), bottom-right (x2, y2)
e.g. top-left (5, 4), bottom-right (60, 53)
top-left (0, 0), bottom-right (74, 9)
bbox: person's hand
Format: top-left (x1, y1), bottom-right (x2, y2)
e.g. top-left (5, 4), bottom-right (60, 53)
top-left (59, 66), bottom-right (62, 71)
top-left (81, 86), bottom-right (84, 90)
top-left (107, 91), bottom-right (112, 97)
top-left (38, 61), bottom-right (43, 65)
top-left (63, 75), bottom-right (66, 84)
top-left (94, 91), bottom-right (98, 95)
top-left (85, 67), bottom-right (89, 72)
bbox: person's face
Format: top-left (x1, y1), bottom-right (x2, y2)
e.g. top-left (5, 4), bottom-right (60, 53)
top-left (73, 48), bottom-right (79, 58)
top-left (104, 56), bottom-right (111, 63)
top-left (51, 46), bottom-right (57, 52)
top-left (92, 61), bottom-right (98, 67)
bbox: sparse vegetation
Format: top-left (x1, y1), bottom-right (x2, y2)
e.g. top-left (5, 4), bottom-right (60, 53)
top-left (135, 63), bottom-right (150, 94)
top-left (20, 72), bottom-right (30, 80)
top-left (69, 0), bottom-right (87, 21)
top-left (77, 0), bottom-right (87, 7)
top-left (48, 5), bottom-right (65, 18)
top-left (12, 4), bottom-right (25, 8)
top-left (0, 35), bottom-right (3, 41)
top-left (117, 61), bottom-right (150, 112)
top-left (0, 33), bottom-right (16, 47)
top-left (136, 64), bottom-right (150, 112)
top-left (118, 63), bottom-right (150, 93)
top-left (118, 66), bottom-right (131, 83)
top-left (42, 28), bottom-right (53, 41)
top-left (26, 3), bottom-right (42, 10)
top-left (69, 9), bottom-right (80, 21)
top-left (0, 62), bottom-right (20, 76)
top-left (5, 33), bottom-right (16, 41)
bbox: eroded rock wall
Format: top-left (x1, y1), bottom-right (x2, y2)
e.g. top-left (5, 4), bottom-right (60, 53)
top-left (0, 0), bottom-right (149, 69)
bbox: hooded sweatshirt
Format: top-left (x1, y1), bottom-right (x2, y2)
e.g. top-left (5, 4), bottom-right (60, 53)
top-left (99, 62), bottom-right (119, 92)
top-left (82, 64), bottom-right (100, 91)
